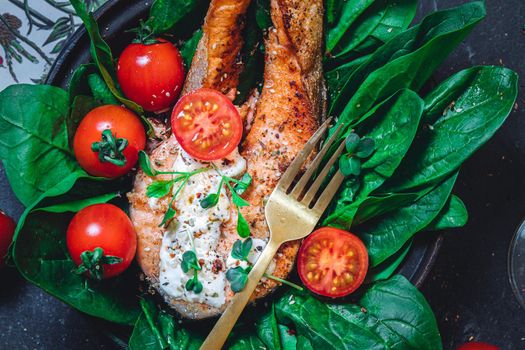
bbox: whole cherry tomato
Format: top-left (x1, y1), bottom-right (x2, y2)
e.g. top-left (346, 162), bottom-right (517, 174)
top-left (66, 204), bottom-right (137, 279)
top-left (73, 105), bottom-right (146, 178)
top-left (117, 38), bottom-right (185, 112)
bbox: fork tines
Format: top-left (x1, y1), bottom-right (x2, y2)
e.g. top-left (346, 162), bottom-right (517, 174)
top-left (277, 119), bottom-right (347, 213)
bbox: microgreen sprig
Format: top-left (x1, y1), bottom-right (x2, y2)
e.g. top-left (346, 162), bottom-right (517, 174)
top-left (181, 229), bottom-right (203, 294)
top-left (200, 165), bottom-right (253, 238)
top-left (339, 133), bottom-right (376, 177)
top-left (225, 238), bottom-right (304, 293)
top-left (139, 151), bottom-right (209, 227)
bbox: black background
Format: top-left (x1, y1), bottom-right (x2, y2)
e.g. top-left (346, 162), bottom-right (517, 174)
top-left (1, 0), bottom-right (524, 349)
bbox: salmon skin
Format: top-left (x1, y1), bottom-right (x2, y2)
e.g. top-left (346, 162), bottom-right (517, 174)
top-left (129, 0), bottom-right (325, 319)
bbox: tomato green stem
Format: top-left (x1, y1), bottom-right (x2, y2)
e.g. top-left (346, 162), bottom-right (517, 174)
top-left (74, 247), bottom-right (122, 281)
top-left (91, 129), bottom-right (128, 167)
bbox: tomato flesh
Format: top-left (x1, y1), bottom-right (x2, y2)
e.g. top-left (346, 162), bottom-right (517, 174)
top-left (298, 227), bottom-right (368, 298)
top-left (457, 342), bottom-right (500, 350)
top-left (0, 210), bottom-right (16, 267)
top-left (171, 88), bottom-right (243, 161)
top-left (117, 38), bottom-right (185, 112)
top-left (73, 105), bottom-right (146, 178)
top-left (66, 204), bottom-right (137, 279)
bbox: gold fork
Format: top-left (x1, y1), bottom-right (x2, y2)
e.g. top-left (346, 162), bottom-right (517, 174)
top-left (200, 119), bottom-right (346, 350)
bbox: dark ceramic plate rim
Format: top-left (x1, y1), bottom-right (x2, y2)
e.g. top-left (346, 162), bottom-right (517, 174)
top-left (42, 0), bottom-right (443, 342)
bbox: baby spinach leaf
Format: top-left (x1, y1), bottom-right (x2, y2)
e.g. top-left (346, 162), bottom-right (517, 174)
top-left (229, 335), bottom-right (267, 350)
top-left (129, 298), bottom-right (203, 350)
top-left (13, 209), bottom-right (140, 325)
top-left (87, 73), bottom-right (119, 105)
top-left (68, 63), bottom-right (96, 102)
top-left (326, 0), bottom-right (375, 54)
top-left (275, 275), bottom-right (442, 350)
top-left (0, 84), bottom-right (87, 207)
top-left (328, 0), bottom-right (417, 63)
top-left (180, 29), bottom-right (202, 68)
top-left (366, 239), bottom-right (412, 283)
top-left (330, 1), bottom-right (486, 120)
top-left (145, 0), bottom-right (205, 35)
top-left (352, 191), bottom-right (422, 226)
top-left (36, 192), bottom-right (117, 213)
top-left (256, 305), bottom-right (282, 350)
top-left (69, 95), bottom-right (100, 146)
top-left (325, 89), bottom-right (424, 228)
top-left (356, 173), bottom-right (458, 267)
top-left (426, 194), bottom-right (468, 231)
top-left (255, 0), bottom-right (271, 30)
top-left (70, 0), bottom-right (149, 130)
top-left (383, 66), bottom-right (519, 193)
top-left (326, 54), bottom-right (371, 103)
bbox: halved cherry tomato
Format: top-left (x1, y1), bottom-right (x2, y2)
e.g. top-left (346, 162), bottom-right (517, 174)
top-left (298, 227), bottom-right (368, 298)
top-left (0, 210), bottom-right (16, 267)
top-left (117, 38), bottom-right (185, 112)
top-left (73, 105), bottom-right (146, 178)
top-left (457, 342), bottom-right (500, 350)
top-left (171, 88), bottom-right (243, 161)
top-left (66, 204), bottom-right (137, 279)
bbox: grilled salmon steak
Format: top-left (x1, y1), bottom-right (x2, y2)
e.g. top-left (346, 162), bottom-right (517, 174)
top-left (128, 0), bottom-right (324, 319)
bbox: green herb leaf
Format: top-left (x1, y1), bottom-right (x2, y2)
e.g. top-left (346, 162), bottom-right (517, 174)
top-left (200, 193), bottom-right (219, 209)
top-left (139, 151), bottom-right (157, 177)
top-left (355, 137), bottom-right (375, 158)
top-left (339, 156), bottom-right (361, 177)
top-left (185, 275), bottom-right (203, 294)
top-left (180, 29), bottom-right (202, 68)
top-left (145, 0), bottom-right (205, 34)
top-left (226, 266), bottom-right (250, 293)
top-left (231, 238), bottom-right (253, 262)
top-left (87, 73), bottom-right (119, 105)
top-left (159, 207), bottom-right (176, 227)
top-left (345, 133), bottom-right (360, 153)
top-left (236, 209), bottom-right (251, 238)
top-left (234, 173), bottom-right (253, 195)
top-left (232, 191), bottom-right (250, 208)
top-left (146, 180), bottom-right (174, 198)
top-left (181, 251), bottom-right (200, 273)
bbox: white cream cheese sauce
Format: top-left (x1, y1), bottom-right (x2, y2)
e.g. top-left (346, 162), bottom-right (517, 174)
top-left (157, 144), bottom-right (246, 308)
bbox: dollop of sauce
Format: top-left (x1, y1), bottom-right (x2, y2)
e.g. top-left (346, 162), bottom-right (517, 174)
top-left (158, 145), bottom-right (246, 308)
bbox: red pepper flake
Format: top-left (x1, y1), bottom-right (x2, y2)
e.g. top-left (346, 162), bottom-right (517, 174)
top-left (211, 259), bottom-right (223, 274)
top-left (361, 307), bottom-right (367, 313)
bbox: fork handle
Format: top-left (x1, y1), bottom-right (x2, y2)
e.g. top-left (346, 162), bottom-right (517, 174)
top-left (200, 240), bottom-right (281, 350)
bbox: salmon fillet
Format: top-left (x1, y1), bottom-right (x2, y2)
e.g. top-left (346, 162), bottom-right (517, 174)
top-left (129, 0), bottom-right (324, 319)
top-left (183, 0), bottom-right (252, 97)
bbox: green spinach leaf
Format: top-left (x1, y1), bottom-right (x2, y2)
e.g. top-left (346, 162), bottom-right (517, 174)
top-left (330, 1), bottom-right (486, 119)
top-left (13, 208), bottom-right (140, 325)
top-left (327, 0), bottom-right (417, 63)
top-left (0, 84), bottom-right (86, 206)
top-left (145, 0), bottom-right (205, 35)
top-left (180, 29), bottom-right (203, 68)
top-left (383, 66), bottom-right (518, 192)
top-left (324, 89), bottom-right (424, 228)
top-left (356, 174), bottom-right (458, 267)
top-left (426, 195), bottom-right (468, 231)
top-left (275, 275), bottom-right (442, 350)
top-left (366, 239), bottom-right (412, 283)
top-left (70, 0), bottom-right (146, 119)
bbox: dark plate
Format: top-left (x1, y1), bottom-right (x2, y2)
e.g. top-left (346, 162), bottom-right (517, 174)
top-left (35, 0), bottom-right (442, 344)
